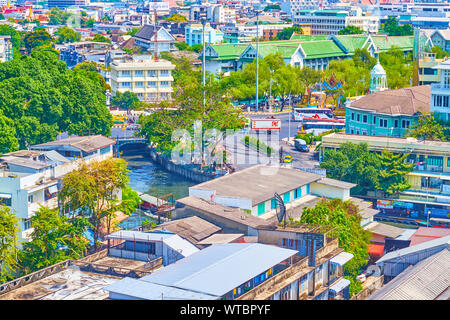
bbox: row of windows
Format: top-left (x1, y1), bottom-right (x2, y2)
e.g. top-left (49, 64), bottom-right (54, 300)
top-left (350, 112), bottom-right (411, 129)
top-left (120, 70), bottom-right (171, 77)
top-left (120, 81), bottom-right (171, 88)
top-left (260, 185), bottom-right (310, 215)
top-left (433, 95), bottom-right (450, 108)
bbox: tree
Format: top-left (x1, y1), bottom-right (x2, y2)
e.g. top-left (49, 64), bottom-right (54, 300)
top-left (0, 114), bottom-right (18, 154)
top-left (407, 113), bottom-right (446, 141)
top-left (55, 26), bottom-right (81, 44)
top-left (125, 27), bottom-right (140, 36)
top-left (91, 34), bottom-right (110, 43)
top-left (112, 91), bottom-right (142, 110)
top-left (382, 17), bottom-right (413, 36)
top-left (430, 46), bottom-right (450, 59)
top-left (377, 150), bottom-right (414, 196)
top-left (380, 46), bottom-right (413, 89)
top-left (275, 26), bottom-right (303, 40)
top-left (298, 198), bottom-right (371, 297)
top-left (338, 25), bottom-right (363, 35)
top-left (174, 41), bottom-right (189, 51)
top-left (48, 7), bottom-right (71, 25)
top-left (264, 4), bottom-right (281, 11)
top-left (167, 13), bottom-right (187, 23)
top-left (23, 29), bottom-right (53, 53)
top-left (58, 158), bottom-right (130, 249)
top-left (20, 206), bottom-right (90, 273)
top-left (0, 24), bottom-right (21, 52)
top-left (81, 18), bottom-right (95, 28)
top-left (0, 205), bottom-right (20, 283)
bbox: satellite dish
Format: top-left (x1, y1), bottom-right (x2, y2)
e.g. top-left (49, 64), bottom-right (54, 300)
top-left (274, 192), bottom-right (286, 227)
top-left (366, 265), bottom-right (382, 277)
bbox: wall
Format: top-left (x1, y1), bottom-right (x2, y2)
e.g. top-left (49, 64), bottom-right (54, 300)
top-left (310, 182), bottom-right (349, 200)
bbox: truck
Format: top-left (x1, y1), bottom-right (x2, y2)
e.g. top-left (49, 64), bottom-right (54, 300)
top-left (250, 117), bottom-right (281, 134)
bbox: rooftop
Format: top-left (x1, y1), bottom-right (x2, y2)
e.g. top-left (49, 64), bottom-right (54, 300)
top-left (197, 233), bottom-right (244, 245)
top-left (368, 249), bottom-right (450, 300)
top-left (106, 243), bottom-right (297, 299)
top-left (31, 135), bottom-right (116, 154)
top-left (408, 227), bottom-right (450, 246)
top-left (191, 165), bottom-right (322, 206)
top-left (364, 222), bottom-right (405, 239)
top-left (348, 85), bottom-right (430, 116)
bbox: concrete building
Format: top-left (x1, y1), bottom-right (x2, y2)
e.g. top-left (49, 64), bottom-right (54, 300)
top-left (320, 132), bottom-right (450, 219)
top-left (0, 135), bottom-right (115, 244)
top-left (133, 25), bottom-right (176, 53)
top-left (47, 0), bottom-right (89, 8)
top-left (184, 23), bottom-right (224, 47)
top-left (105, 230), bottom-right (200, 266)
top-left (186, 165), bottom-right (355, 219)
top-left (110, 58), bottom-right (175, 102)
top-left (345, 85), bottom-right (430, 137)
top-left (418, 52), bottom-right (444, 85)
top-left (430, 58), bottom-right (450, 122)
top-left (429, 29), bottom-right (450, 52)
top-left (0, 35), bottom-right (13, 62)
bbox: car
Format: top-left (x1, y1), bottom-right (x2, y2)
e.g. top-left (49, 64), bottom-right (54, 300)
top-left (282, 155), bottom-right (293, 163)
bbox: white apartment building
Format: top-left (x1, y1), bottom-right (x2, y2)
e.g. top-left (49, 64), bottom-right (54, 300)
top-left (0, 135), bottom-right (116, 244)
top-left (110, 58), bottom-right (175, 103)
top-left (293, 9), bottom-right (379, 35)
top-left (0, 36), bottom-right (13, 62)
top-left (431, 59), bottom-right (450, 122)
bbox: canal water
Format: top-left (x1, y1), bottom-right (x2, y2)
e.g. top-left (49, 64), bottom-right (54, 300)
top-left (118, 153), bottom-right (196, 230)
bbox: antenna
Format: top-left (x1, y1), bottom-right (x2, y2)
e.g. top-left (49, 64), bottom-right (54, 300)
top-left (274, 192), bottom-right (286, 228)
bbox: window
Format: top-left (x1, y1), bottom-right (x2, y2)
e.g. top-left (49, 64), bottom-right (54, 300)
top-left (258, 202), bottom-right (266, 215)
top-left (28, 194), bottom-right (34, 203)
top-left (379, 119), bottom-right (388, 127)
top-left (147, 70), bottom-right (156, 77)
top-left (134, 70), bottom-right (144, 77)
top-left (306, 184), bottom-right (310, 194)
top-left (394, 119), bottom-right (398, 127)
top-left (160, 70), bottom-right (170, 76)
top-left (135, 81), bottom-right (144, 88)
top-left (160, 81), bottom-right (170, 87)
top-left (121, 82), bottom-right (131, 88)
top-left (23, 218), bottom-right (32, 230)
top-left (123, 240), bottom-right (155, 254)
top-left (294, 188), bottom-right (302, 199)
top-left (271, 198), bottom-right (277, 210)
top-left (356, 114), bottom-right (360, 122)
top-left (373, 116), bottom-right (376, 124)
top-left (363, 115), bottom-right (368, 123)
top-left (0, 194), bottom-right (11, 206)
top-left (401, 120), bottom-right (410, 128)
top-left (351, 113), bottom-right (354, 121)
top-left (283, 192), bottom-right (291, 203)
top-left (148, 81), bottom-right (156, 87)
top-left (100, 146), bottom-right (110, 154)
top-left (121, 71), bottom-right (131, 77)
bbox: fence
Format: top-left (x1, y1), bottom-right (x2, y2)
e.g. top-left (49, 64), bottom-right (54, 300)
top-left (0, 260), bottom-right (72, 297)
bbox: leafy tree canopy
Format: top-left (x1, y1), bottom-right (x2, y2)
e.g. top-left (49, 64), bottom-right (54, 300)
top-left (338, 25), bottom-right (363, 35)
top-left (275, 26), bottom-right (303, 40)
top-left (382, 17), bottom-right (413, 36)
top-left (406, 113), bottom-right (447, 141)
top-left (0, 205), bottom-right (20, 283)
top-left (112, 91), bottom-right (142, 110)
top-left (55, 26), bottom-right (81, 44)
top-left (167, 13), bottom-right (188, 22)
top-left (90, 34), bottom-right (111, 43)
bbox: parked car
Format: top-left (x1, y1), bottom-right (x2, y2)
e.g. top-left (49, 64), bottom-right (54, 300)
top-left (294, 139), bottom-right (310, 152)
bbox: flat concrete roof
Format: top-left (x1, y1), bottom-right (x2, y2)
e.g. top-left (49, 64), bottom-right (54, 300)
top-left (191, 165), bottom-right (322, 206)
top-left (197, 233), bottom-right (244, 245)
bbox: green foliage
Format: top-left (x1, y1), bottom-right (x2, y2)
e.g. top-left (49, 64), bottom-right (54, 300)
top-left (20, 206), bottom-right (90, 273)
top-left (379, 46), bottom-right (413, 89)
top-left (175, 42), bottom-right (203, 53)
top-left (430, 46), bottom-right (450, 59)
top-left (275, 26), bottom-right (303, 40)
top-left (55, 26), bottom-right (81, 44)
top-left (299, 198), bottom-right (371, 297)
top-left (48, 7), bottom-right (71, 25)
top-left (377, 150), bottom-right (414, 195)
top-left (0, 49), bottom-right (112, 153)
top-left (142, 219), bottom-right (157, 229)
top-left (243, 135), bottom-right (272, 156)
top-left (382, 17), bottom-right (413, 36)
top-left (0, 205), bottom-right (19, 283)
top-left (125, 27), bottom-right (140, 36)
top-left (338, 25), bottom-right (364, 35)
top-left (91, 34), bottom-right (110, 43)
top-left (0, 24), bottom-right (21, 52)
top-left (407, 113), bottom-right (446, 141)
top-left (58, 158), bottom-right (130, 249)
top-left (120, 186), bottom-right (141, 215)
top-left (112, 91), bottom-right (142, 110)
top-left (23, 29), bottom-right (53, 53)
top-left (81, 18), bottom-right (95, 28)
top-left (167, 13), bottom-right (188, 22)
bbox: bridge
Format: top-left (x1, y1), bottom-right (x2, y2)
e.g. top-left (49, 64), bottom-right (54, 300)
top-left (112, 136), bottom-right (148, 154)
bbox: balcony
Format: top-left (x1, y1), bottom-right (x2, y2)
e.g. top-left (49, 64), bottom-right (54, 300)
top-left (431, 82), bottom-right (450, 90)
top-left (28, 197), bottom-right (58, 215)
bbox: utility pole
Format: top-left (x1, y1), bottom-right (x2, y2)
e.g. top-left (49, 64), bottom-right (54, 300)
top-left (288, 93), bottom-right (292, 143)
top-left (255, 9), bottom-right (261, 112)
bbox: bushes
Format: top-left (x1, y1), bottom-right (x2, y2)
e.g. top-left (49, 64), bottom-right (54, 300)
top-left (243, 135), bottom-right (272, 156)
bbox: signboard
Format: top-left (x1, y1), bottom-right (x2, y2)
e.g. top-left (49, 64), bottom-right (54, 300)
top-left (251, 119), bottom-right (281, 130)
top-left (393, 200), bottom-right (414, 209)
top-left (377, 199), bottom-right (393, 209)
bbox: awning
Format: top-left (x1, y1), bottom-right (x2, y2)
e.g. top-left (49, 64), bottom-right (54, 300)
top-left (330, 252), bottom-right (354, 266)
top-left (368, 243), bottom-right (385, 257)
top-left (48, 185), bottom-right (58, 194)
top-left (329, 278), bottom-right (351, 294)
top-left (0, 193), bottom-right (12, 199)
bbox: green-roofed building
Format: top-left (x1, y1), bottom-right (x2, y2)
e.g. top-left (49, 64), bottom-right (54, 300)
top-left (201, 34), bottom-right (414, 74)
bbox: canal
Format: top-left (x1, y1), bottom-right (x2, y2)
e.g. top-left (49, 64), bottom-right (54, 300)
top-left (118, 153), bottom-right (196, 230)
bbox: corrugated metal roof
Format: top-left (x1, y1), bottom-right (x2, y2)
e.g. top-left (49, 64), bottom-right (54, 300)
top-left (163, 234), bottom-right (199, 257)
top-left (105, 230), bottom-right (175, 242)
top-left (376, 235), bottom-right (450, 264)
top-left (105, 277), bottom-right (219, 300)
top-left (368, 249), bottom-right (450, 300)
top-left (139, 243), bottom-right (297, 297)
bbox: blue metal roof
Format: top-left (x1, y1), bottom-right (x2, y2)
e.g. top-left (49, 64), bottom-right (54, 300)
top-left (139, 243), bottom-right (297, 297)
top-left (105, 277), bottom-right (219, 300)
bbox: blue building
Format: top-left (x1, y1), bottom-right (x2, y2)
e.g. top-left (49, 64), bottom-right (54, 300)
top-left (185, 23), bottom-right (224, 47)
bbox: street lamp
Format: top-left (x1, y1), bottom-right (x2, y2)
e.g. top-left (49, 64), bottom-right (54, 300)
top-left (269, 68), bottom-right (273, 113)
top-left (201, 14), bottom-right (206, 108)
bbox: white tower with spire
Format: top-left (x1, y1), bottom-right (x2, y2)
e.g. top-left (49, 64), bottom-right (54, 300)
top-left (370, 56), bottom-right (387, 93)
